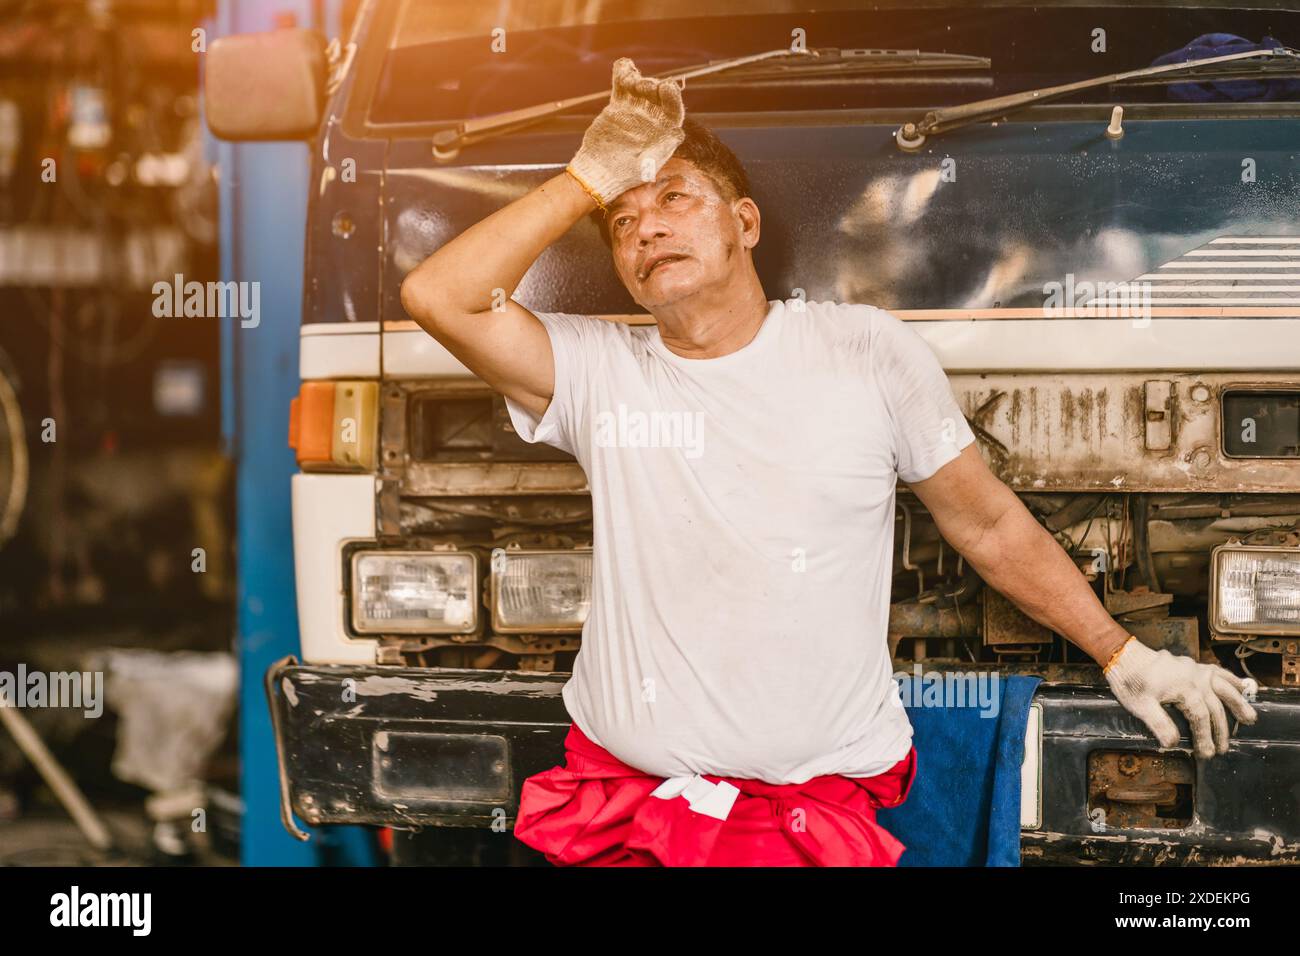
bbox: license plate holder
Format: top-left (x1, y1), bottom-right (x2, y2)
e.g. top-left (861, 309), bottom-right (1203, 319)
top-left (373, 731), bottom-right (512, 804)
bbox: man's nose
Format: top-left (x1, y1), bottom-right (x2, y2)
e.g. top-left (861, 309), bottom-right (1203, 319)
top-left (636, 209), bottom-right (671, 243)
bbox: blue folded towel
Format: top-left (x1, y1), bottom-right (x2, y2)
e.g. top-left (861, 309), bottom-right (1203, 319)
top-left (877, 672), bottom-right (1041, 867)
top-left (1152, 33), bottom-right (1300, 101)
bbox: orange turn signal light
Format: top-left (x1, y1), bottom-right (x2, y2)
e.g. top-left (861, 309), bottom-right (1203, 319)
top-left (288, 380), bottom-right (378, 471)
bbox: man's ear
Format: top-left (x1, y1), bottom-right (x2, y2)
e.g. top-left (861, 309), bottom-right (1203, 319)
top-left (734, 197), bottom-right (761, 250)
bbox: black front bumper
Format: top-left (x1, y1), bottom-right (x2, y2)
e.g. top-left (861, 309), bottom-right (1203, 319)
top-left (265, 658), bottom-right (571, 835)
top-left (266, 658), bottom-right (1300, 864)
top-left (1022, 684), bottom-right (1300, 865)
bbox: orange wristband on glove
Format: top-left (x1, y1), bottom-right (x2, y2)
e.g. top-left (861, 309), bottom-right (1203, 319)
top-left (565, 165), bottom-right (607, 212)
top-left (1102, 635), bottom-right (1135, 675)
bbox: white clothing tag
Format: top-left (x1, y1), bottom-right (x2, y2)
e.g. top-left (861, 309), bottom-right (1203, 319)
top-left (650, 774), bottom-right (696, 801)
top-left (690, 780), bottom-right (740, 821)
top-left (649, 773), bottom-right (741, 821)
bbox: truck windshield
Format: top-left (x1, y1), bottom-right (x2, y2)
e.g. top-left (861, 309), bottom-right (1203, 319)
top-left (370, 0), bottom-right (1300, 125)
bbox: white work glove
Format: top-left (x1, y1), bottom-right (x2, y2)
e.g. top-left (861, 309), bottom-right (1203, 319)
top-left (1104, 636), bottom-right (1258, 759)
top-left (566, 57), bottom-right (686, 209)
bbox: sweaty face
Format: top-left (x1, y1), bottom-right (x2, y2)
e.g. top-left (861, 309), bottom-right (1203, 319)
top-left (605, 158), bottom-right (746, 310)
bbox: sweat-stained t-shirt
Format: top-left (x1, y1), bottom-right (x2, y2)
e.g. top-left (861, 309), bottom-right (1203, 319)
top-left (503, 298), bottom-right (977, 785)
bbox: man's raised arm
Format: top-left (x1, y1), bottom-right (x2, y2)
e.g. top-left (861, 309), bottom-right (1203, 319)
top-left (399, 172), bottom-right (595, 418)
top-left (398, 58), bottom-right (686, 419)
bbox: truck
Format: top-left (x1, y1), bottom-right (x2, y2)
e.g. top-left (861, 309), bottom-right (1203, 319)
top-left (205, 0), bottom-right (1300, 865)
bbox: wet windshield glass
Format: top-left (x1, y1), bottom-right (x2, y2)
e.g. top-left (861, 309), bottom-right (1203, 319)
top-left (371, 1), bottom-right (1300, 124)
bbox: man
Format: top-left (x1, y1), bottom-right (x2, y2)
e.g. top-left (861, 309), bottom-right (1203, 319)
top-left (400, 59), bottom-right (1258, 866)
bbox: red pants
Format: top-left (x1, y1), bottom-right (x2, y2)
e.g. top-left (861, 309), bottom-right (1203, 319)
top-left (513, 722), bottom-right (918, 867)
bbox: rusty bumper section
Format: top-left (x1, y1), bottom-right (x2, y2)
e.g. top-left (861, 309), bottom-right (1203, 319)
top-left (1023, 685), bottom-right (1300, 866)
top-left (264, 657), bottom-right (570, 832)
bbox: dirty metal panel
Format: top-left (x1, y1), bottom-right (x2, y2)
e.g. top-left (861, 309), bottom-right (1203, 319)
top-left (1027, 684), bottom-right (1300, 864)
top-left (951, 372), bottom-right (1300, 493)
top-left (1143, 380), bottom-right (1174, 451)
top-left (1088, 750), bottom-right (1195, 830)
top-left (404, 461), bottom-right (589, 496)
top-left (276, 665), bottom-right (570, 827)
top-left (982, 589), bottom-right (1052, 646)
top-left (1124, 617), bottom-right (1199, 659)
top-left (378, 383), bottom-right (406, 535)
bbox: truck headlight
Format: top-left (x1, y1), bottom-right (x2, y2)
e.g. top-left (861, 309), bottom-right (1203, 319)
top-left (1210, 544), bottom-right (1300, 636)
top-left (351, 551), bottom-right (478, 634)
top-left (489, 548), bottom-right (591, 634)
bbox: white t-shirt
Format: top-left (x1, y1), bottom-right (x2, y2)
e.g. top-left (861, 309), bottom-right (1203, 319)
top-left (504, 298), bottom-right (976, 785)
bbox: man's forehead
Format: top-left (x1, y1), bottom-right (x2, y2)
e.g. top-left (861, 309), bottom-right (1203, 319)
top-left (607, 167), bottom-right (700, 214)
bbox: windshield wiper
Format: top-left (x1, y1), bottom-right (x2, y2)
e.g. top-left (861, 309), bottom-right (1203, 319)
top-left (431, 48), bottom-right (989, 158)
top-left (691, 48), bottom-right (990, 81)
top-left (894, 46), bottom-right (1300, 150)
top-left (432, 47), bottom-right (810, 158)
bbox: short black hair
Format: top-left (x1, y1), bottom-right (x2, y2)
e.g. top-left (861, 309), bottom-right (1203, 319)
top-left (588, 118), bottom-right (752, 248)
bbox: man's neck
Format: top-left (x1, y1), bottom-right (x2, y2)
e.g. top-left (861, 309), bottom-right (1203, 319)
top-left (651, 274), bottom-right (771, 360)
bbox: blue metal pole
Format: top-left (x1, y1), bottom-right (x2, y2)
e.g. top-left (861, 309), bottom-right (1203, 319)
top-left (215, 0), bottom-right (374, 866)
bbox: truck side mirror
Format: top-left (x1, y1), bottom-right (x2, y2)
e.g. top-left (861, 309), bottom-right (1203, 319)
top-left (205, 28), bottom-right (328, 141)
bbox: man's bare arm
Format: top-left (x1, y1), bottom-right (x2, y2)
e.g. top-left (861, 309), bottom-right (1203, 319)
top-left (398, 172), bottom-right (595, 419)
top-left (909, 442), bottom-right (1257, 757)
top-left (907, 443), bottom-right (1130, 666)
